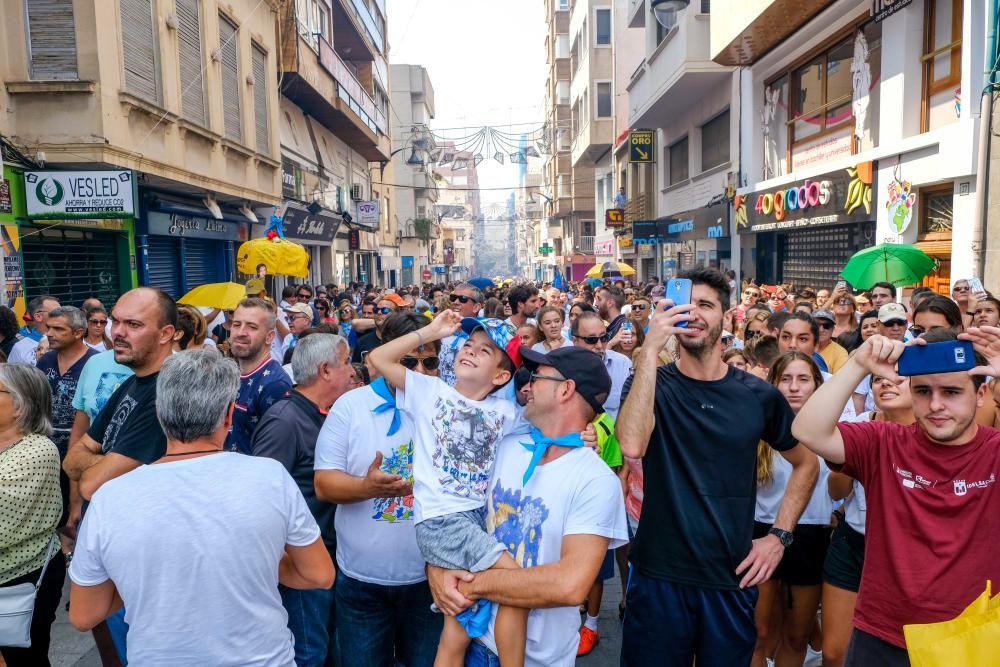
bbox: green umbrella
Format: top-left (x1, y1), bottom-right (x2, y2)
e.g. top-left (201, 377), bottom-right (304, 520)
top-left (840, 243), bottom-right (936, 290)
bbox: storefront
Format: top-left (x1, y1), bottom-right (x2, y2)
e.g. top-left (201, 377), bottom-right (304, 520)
top-left (254, 201), bottom-right (344, 289)
top-left (738, 162), bottom-right (877, 288)
top-left (632, 202), bottom-right (731, 279)
top-left (19, 169), bottom-right (137, 307)
top-left (140, 198), bottom-right (248, 297)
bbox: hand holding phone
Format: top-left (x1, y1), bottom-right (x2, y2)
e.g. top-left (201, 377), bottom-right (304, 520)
top-left (969, 277), bottom-right (987, 302)
top-left (897, 340), bottom-right (976, 376)
top-left (665, 279), bottom-right (693, 328)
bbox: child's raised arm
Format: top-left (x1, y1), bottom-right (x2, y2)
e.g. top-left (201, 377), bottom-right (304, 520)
top-left (368, 309), bottom-right (463, 389)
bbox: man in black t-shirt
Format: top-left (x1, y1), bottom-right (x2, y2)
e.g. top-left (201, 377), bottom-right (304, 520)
top-left (64, 288), bottom-right (177, 501)
top-left (351, 297), bottom-right (398, 364)
top-left (616, 268), bottom-right (819, 667)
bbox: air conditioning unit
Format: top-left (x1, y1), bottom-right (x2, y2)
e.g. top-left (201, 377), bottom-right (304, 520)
top-left (351, 184), bottom-right (363, 201)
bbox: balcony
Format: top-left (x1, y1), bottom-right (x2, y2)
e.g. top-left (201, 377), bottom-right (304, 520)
top-left (577, 235), bottom-right (595, 254)
top-left (571, 117), bottom-right (614, 166)
top-left (627, 8), bottom-right (731, 129)
top-left (278, 3), bottom-right (389, 161)
top-left (629, 0), bottom-right (646, 28)
top-left (710, 0), bottom-right (831, 66)
top-left (331, 0), bottom-right (385, 58)
top-left (625, 192), bottom-right (651, 223)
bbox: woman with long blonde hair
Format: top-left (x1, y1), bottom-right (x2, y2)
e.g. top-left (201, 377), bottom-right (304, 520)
top-left (752, 351), bottom-right (832, 667)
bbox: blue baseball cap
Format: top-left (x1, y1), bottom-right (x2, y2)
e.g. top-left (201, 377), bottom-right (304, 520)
top-left (460, 318), bottom-right (523, 369)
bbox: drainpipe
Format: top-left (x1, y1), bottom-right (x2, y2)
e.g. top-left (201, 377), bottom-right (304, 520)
top-left (972, 0), bottom-right (999, 278)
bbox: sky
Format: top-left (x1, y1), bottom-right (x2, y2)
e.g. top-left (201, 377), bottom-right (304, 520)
top-left (386, 0), bottom-right (547, 201)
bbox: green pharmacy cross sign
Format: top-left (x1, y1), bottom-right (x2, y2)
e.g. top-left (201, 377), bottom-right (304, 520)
top-left (538, 244), bottom-right (554, 255)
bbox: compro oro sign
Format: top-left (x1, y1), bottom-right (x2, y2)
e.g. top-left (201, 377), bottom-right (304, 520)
top-left (25, 170), bottom-right (135, 219)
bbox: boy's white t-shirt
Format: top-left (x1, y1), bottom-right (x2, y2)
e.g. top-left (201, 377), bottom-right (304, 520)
top-left (315, 385), bottom-right (426, 585)
top-left (480, 439), bottom-right (628, 667)
top-left (398, 369), bottom-right (522, 523)
top-left (69, 453), bottom-right (318, 667)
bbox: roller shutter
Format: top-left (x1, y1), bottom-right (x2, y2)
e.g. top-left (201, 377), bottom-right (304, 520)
top-left (21, 227), bottom-right (123, 306)
top-left (778, 225), bottom-right (855, 288)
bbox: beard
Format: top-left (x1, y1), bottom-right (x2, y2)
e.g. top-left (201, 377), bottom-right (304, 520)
top-left (230, 338), bottom-right (266, 361)
top-left (677, 318), bottom-right (723, 356)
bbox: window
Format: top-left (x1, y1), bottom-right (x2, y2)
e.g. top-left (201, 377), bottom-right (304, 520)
top-left (700, 109), bottom-right (729, 170)
top-left (668, 136), bottom-right (689, 185)
top-left (791, 37), bottom-right (852, 142)
top-left (595, 8), bottom-right (611, 45)
top-left (558, 0), bottom-right (568, 8)
top-left (120, 0), bottom-right (159, 103)
top-left (26, 0), bottom-right (78, 79)
top-left (176, 0), bottom-right (206, 126)
top-left (317, 3), bottom-right (330, 43)
top-left (922, 0), bottom-right (963, 132)
top-left (556, 80), bottom-right (570, 104)
top-left (596, 82), bottom-right (612, 118)
top-left (919, 185), bottom-right (953, 236)
top-left (219, 14), bottom-right (241, 142)
top-left (252, 44), bottom-right (269, 153)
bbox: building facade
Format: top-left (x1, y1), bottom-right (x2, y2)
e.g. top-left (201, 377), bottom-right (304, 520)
top-left (713, 0), bottom-right (985, 292)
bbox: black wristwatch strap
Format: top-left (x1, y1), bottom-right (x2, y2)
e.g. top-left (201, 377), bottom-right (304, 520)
top-left (768, 527), bottom-right (794, 547)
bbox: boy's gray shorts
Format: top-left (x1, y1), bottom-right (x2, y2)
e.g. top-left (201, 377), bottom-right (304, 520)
top-left (415, 509), bottom-right (508, 572)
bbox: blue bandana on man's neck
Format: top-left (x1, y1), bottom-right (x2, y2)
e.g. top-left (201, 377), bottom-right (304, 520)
top-left (519, 426), bottom-right (585, 484)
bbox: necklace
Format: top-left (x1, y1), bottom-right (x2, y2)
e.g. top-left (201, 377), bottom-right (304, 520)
top-left (161, 449), bottom-right (223, 457)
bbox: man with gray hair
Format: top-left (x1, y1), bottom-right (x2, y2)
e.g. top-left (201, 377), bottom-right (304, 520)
top-left (36, 306), bottom-right (96, 546)
top-left (252, 333), bottom-right (352, 666)
top-left (438, 282), bottom-right (484, 385)
top-left (68, 349), bottom-right (335, 665)
top-left (9, 294), bottom-right (61, 365)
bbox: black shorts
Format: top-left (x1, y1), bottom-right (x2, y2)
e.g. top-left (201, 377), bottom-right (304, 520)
top-left (823, 519), bottom-right (867, 592)
top-left (753, 521), bottom-right (832, 587)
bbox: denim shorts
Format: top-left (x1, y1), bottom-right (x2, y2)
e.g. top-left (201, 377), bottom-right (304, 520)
top-left (415, 509), bottom-right (508, 572)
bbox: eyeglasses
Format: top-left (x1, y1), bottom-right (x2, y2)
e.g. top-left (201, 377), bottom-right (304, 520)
top-left (297, 293), bottom-right (312, 299)
top-left (450, 294), bottom-right (476, 304)
top-left (632, 304), bottom-right (648, 311)
top-left (89, 319), bottom-right (108, 326)
top-left (954, 285), bottom-right (971, 293)
top-left (528, 371), bottom-right (566, 384)
top-left (574, 333), bottom-right (611, 345)
top-left (400, 356), bottom-right (440, 371)
top-left (817, 321), bottom-right (835, 330)
top-left (744, 290), bottom-right (760, 297)
top-left (837, 299), bottom-right (854, 306)
top-left (339, 310), bottom-right (352, 316)
top-left (376, 307), bottom-right (394, 315)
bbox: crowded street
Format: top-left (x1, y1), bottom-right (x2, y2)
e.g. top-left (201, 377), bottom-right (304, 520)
top-left (2, 0), bottom-right (1000, 666)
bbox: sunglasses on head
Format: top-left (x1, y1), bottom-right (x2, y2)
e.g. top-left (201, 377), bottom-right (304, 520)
top-left (400, 355), bottom-right (440, 371)
top-left (450, 294), bottom-right (475, 304)
top-left (575, 333), bottom-right (611, 344)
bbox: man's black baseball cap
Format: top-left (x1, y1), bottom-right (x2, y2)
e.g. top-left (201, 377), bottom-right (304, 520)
top-left (519, 346), bottom-right (611, 415)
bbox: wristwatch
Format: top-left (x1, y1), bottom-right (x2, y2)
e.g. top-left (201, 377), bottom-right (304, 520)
top-left (768, 527), bottom-right (794, 547)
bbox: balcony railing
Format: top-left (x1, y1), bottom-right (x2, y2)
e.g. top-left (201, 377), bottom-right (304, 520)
top-left (319, 38), bottom-right (387, 135)
top-left (625, 192), bottom-right (650, 223)
top-left (577, 235), bottom-right (595, 254)
top-left (343, 0), bottom-right (385, 53)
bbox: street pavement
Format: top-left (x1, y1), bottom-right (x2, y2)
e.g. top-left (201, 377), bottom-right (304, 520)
top-left (48, 576), bottom-right (625, 666)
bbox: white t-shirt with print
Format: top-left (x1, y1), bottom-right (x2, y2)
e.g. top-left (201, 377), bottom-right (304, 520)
top-left (315, 385), bottom-right (425, 585)
top-left (398, 370), bottom-right (521, 523)
top-left (480, 438), bottom-right (628, 667)
top-left (69, 453), bottom-right (319, 667)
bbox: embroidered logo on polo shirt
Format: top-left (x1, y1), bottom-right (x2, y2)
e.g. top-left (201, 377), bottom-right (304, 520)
top-left (953, 474), bottom-right (996, 497)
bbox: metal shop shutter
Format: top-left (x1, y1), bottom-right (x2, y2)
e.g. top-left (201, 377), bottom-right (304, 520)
top-left (146, 236), bottom-right (182, 297)
top-left (183, 238), bottom-right (225, 289)
top-left (21, 227), bottom-right (122, 307)
top-left (778, 225), bottom-right (854, 289)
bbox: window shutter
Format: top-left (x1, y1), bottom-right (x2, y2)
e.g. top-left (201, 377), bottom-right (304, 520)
top-left (26, 0), bottom-right (79, 80)
top-left (252, 45), bottom-right (269, 153)
top-left (219, 15), bottom-right (242, 142)
top-left (120, 0), bottom-right (159, 102)
top-left (176, 0), bottom-right (206, 126)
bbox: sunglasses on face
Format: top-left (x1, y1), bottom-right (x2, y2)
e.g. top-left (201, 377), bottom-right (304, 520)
top-left (954, 286), bottom-right (971, 293)
top-left (575, 333), bottom-right (610, 344)
top-left (297, 293), bottom-right (312, 299)
top-left (818, 320), bottom-right (835, 329)
top-left (89, 319), bottom-right (107, 326)
top-left (632, 304), bottom-right (648, 311)
top-left (837, 299), bottom-right (854, 306)
top-left (400, 355), bottom-right (440, 371)
top-left (528, 371), bottom-right (566, 385)
top-left (339, 310), bottom-right (352, 316)
top-left (744, 290), bottom-right (760, 297)
top-left (450, 294), bottom-right (475, 304)
top-left (883, 319), bottom-right (907, 328)
top-left (376, 307), bottom-right (393, 315)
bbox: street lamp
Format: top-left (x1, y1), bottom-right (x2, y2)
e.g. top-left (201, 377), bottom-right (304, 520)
top-left (651, 0), bottom-right (689, 28)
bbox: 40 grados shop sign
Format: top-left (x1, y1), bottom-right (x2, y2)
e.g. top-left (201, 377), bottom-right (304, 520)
top-left (736, 162), bottom-right (875, 233)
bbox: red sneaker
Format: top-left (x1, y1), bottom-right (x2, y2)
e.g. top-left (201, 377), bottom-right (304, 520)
top-left (577, 626), bottom-right (599, 656)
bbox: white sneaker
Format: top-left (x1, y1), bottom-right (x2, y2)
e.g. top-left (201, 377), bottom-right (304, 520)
top-left (804, 645), bottom-right (824, 667)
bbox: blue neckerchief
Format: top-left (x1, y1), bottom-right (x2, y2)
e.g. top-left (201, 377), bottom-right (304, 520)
top-left (456, 600), bottom-right (493, 638)
top-left (519, 427), bottom-right (585, 484)
top-left (370, 377), bottom-right (402, 436)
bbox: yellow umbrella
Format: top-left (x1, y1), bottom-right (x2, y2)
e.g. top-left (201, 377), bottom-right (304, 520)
top-left (236, 237), bottom-right (310, 278)
top-left (178, 282), bottom-right (247, 310)
top-left (585, 261), bottom-right (636, 279)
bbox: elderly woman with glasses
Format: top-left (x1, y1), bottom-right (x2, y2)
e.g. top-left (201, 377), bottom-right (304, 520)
top-left (0, 364), bottom-right (65, 665)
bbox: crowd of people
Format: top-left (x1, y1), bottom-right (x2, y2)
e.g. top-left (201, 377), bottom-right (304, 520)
top-left (1, 268), bottom-right (999, 667)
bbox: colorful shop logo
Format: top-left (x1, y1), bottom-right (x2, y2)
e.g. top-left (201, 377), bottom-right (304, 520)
top-left (754, 179), bottom-right (832, 221)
